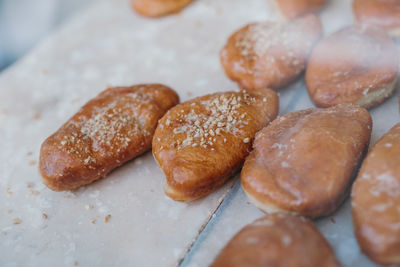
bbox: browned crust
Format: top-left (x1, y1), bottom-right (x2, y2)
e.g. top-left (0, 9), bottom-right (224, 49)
top-left (274, 0), bottom-right (327, 20)
top-left (153, 88), bottom-right (279, 202)
top-left (242, 103), bottom-right (372, 219)
top-left (220, 14), bottom-right (322, 91)
top-left (131, 0), bottom-right (194, 17)
top-left (352, 123), bottom-right (400, 266)
top-left (39, 84), bottom-right (179, 191)
top-left (211, 213), bottom-right (340, 267)
top-left (306, 25), bottom-right (398, 109)
top-left (353, 0), bottom-right (400, 37)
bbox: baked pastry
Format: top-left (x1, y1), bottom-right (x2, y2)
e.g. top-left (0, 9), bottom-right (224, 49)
top-left (241, 103), bottom-right (372, 218)
top-left (131, 0), bottom-right (193, 17)
top-left (153, 89), bottom-right (279, 201)
top-left (306, 25), bottom-right (398, 109)
top-left (353, 0), bottom-right (400, 38)
top-left (352, 123), bottom-right (400, 266)
top-left (39, 84), bottom-right (179, 191)
top-left (220, 14), bottom-right (322, 91)
top-left (271, 0), bottom-right (327, 20)
top-left (211, 213), bottom-right (340, 267)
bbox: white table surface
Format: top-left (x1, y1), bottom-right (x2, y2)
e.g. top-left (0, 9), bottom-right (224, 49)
top-left (0, 0), bottom-right (398, 266)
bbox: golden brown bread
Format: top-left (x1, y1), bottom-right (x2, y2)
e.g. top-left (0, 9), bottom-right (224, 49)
top-left (220, 14), bottom-right (322, 91)
top-left (131, 0), bottom-right (193, 17)
top-left (272, 0), bottom-right (327, 20)
top-left (353, 0), bottom-right (400, 37)
top-left (352, 123), bottom-right (400, 266)
top-left (152, 89), bottom-right (279, 201)
top-left (241, 104), bottom-right (372, 218)
top-left (39, 84), bottom-right (179, 191)
top-left (211, 213), bottom-right (340, 267)
top-left (306, 25), bottom-right (398, 109)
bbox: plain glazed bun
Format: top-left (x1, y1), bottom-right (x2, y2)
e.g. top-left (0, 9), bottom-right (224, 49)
top-left (353, 0), bottom-right (400, 38)
top-left (352, 123), bottom-right (400, 266)
top-left (211, 213), bottom-right (340, 267)
top-left (271, 0), bottom-right (327, 20)
top-left (242, 104), bottom-right (372, 218)
top-left (131, 0), bottom-right (193, 17)
top-left (306, 25), bottom-right (398, 109)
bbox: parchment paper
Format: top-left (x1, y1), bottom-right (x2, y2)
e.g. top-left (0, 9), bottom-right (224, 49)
top-left (0, 0), bottom-right (397, 266)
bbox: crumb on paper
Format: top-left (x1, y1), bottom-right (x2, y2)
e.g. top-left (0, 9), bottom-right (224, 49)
top-left (105, 215), bottom-right (111, 223)
top-left (91, 219), bottom-right (96, 224)
top-left (330, 218), bottom-right (336, 224)
top-left (150, 189), bottom-right (154, 192)
top-left (27, 151), bottom-right (33, 156)
top-left (29, 160), bottom-right (36, 166)
top-left (29, 189), bottom-right (40, 196)
top-left (27, 182), bottom-right (34, 188)
top-left (7, 209), bottom-right (12, 214)
top-left (6, 188), bottom-right (13, 195)
top-left (85, 204), bottom-right (94, 210)
top-left (13, 218), bottom-right (22, 225)
top-left (74, 261), bottom-right (79, 266)
top-left (186, 91), bottom-right (193, 97)
top-left (34, 113), bottom-right (41, 120)
top-left (2, 231), bottom-right (7, 235)
top-left (42, 213), bottom-right (48, 219)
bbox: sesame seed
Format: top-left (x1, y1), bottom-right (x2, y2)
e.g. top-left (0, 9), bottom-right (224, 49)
top-left (243, 138), bottom-right (250, 143)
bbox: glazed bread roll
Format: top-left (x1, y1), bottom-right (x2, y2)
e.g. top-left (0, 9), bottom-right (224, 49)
top-left (131, 0), bottom-right (193, 17)
top-left (353, 0), bottom-right (400, 38)
top-left (220, 14), bottom-right (322, 91)
top-left (271, 0), bottom-right (327, 20)
top-left (39, 84), bottom-right (179, 191)
top-left (211, 213), bottom-right (340, 267)
top-left (306, 25), bottom-right (398, 109)
top-left (153, 89), bottom-right (279, 202)
top-left (242, 104), bottom-right (372, 218)
top-left (352, 123), bottom-right (400, 266)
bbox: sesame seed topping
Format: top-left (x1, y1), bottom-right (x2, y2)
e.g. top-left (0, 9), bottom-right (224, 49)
top-left (243, 138), bottom-right (250, 143)
top-left (164, 92), bottom-right (256, 150)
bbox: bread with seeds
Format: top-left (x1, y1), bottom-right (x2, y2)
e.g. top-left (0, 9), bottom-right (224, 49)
top-left (270, 0), bottom-right (326, 20)
top-left (306, 25), bottom-right (398, 109)
top-left (242, 104), bottom-right (372, 218)
top-left (352, 123), bottom-right (400, 266)
top-left (153, 89), bottom-right (279, 201)
top-left (39, 84), bottom-right (179, 191)
top-left (220, 14), bottom-right (322, 91)
top-left (211, 213), bottom-right (340, 267)
top-left (131, 0), bottom-right (193, 17)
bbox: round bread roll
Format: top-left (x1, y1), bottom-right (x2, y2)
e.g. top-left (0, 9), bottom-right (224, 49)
top-left (211, 213), bottom-right (340, 267)
top-left (306, 25), bottom-right (398, 109)
top-left (241, 104), bottom-right (372, 218)
top-left (153, 89), bottom-right (279, 202)
top-left (353, 0), bottom-right (400, 38)
top-left (271, 0), bottom-right (327, 20)
top-left (352, 123), bottom-right (400, 266)
top-left (220, 14), bottom-right (322, 91)
top-left (131, 0), bottom-right (193, 17)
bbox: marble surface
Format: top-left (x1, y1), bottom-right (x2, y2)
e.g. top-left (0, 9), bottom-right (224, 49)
top-left (0, 0), bottom-right (398, 266)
